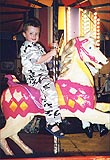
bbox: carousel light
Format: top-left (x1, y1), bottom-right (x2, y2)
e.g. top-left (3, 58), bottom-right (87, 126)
top-left (83, 10), bottom-right (90, 35)
top-left (96, 39), bottom-right (100, 42)
top-left (96, 25), bottom-right (100, 29)
top-left (94, 12), bottom-right (97, 16)
top-left (13, 36), bottom-right (16, 40)
top-left (97, 18), bottom-right (100, 21)
top-left (96, 17), bottom-right (100, 47)
top-left (92, 11), bottom-right (101, 44)
top-left (96, 31), bottom-right (100, 35)
top-left (105, 34), bottom-right (110, 40)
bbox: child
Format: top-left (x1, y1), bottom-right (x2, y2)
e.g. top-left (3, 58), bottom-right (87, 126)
top-left (20, 17), bottom-right (64, 138)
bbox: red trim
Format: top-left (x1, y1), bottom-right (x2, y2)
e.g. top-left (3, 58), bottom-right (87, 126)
top-left (62, 0), bottom-right (76, 6)
top-left (2, 156), bottom-right (110, 160)
top-left (75, 1), bottom-right (91, 8)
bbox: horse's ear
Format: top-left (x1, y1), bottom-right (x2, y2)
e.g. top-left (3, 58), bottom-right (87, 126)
top-left (85, 31), bottom-right (96, 44)
top-left (85, 31), bottom-right (95, 39)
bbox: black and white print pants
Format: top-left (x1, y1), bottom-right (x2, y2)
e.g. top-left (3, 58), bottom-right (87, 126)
top-left (26, 71), bottom-right (62, 125)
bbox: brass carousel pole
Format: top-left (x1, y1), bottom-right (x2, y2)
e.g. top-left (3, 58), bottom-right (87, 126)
top-left (52, 0), bottom-right (59, 82)
top-left (52, 0), bottom-right (60, 154)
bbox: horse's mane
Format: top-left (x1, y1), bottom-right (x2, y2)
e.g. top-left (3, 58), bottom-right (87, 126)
top-left (59, 38), bottom-right (75, 77)
top-left (59, 34), bottom-right (96, 77)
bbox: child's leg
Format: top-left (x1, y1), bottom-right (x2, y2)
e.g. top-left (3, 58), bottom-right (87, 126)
top-left (40, 76), bottom-right (62, 125)
top-left (26, 73), bottom-right (64, 138)
top-left (40, 77), bottom-right (64, 138)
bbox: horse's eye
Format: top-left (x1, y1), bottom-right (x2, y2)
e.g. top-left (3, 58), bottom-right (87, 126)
top-left (88, 45), bottom-right (94, 50)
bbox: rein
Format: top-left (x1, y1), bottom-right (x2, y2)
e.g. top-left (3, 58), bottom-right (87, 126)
top-left (19, 84), bottom-right (43, 109)
top-left (74, 37), bottom-right (98, 63)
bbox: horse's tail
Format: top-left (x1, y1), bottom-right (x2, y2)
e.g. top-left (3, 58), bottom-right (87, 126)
top-left (0, 106), bottom-right (6, 129)
top-left (0, 75), bottom-right (9, 129)
top-left (0, 74), bottom-right (19, 96)
top-left (5, 74), bottom-right (20, 87)
top-left (0, 75), bottom-right (9, 96)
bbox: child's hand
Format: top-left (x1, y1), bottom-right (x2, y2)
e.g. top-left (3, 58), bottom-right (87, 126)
top-left (51, 41), bottom-right (58, 49)
top-left (50, 48), bottom-right (57, 56)
top-left (45, 49), bottom-right (57, 63)
top-left (46, 56), bottom-right (53, 62)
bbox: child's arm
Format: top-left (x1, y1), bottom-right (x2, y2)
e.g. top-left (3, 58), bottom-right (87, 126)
top-left (36, 49), bottom-right (57, 64)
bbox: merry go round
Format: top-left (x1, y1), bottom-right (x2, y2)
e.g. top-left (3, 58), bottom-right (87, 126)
top-left (0, 33), bottom-right (110, 156)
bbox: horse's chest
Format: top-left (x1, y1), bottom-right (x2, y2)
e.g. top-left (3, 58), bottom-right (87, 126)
top-left (56, 79), bottom-right (95, 112)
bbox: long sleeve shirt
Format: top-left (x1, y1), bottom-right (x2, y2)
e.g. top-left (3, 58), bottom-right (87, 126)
top-left (20, 41), bottom-right (49, 77)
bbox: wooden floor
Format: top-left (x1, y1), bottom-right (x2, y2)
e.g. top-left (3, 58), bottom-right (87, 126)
top-left (0, 131), bottom-right (110, 159)
top-left (59, 132), bottom-right (110, 156)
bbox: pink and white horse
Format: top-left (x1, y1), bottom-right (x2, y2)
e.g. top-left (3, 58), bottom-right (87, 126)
top-left (0, 33), bottom-right (110, 155)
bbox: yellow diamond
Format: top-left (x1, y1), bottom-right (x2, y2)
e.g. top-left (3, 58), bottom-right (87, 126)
top-left (20, 101), bottom-right (28, 111)
top-left (68, 99), bottom-right (75, 108)
top-left (76, 96), bottom-right (84, 106)
top-left (9, 101), bottom-right (17, 112)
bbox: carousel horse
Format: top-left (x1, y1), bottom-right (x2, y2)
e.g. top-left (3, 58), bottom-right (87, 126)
top-left (0, 33), bottom-right (110, 155)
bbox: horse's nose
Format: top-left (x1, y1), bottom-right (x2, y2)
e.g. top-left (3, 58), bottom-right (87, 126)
top-left (105, 59), bottom-right (109, 64)
top-left (106, 59), bottom-right (109, 63)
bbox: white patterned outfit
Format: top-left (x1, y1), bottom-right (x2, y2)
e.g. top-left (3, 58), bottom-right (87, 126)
top-left (20, 41), bottom-right (62, 125)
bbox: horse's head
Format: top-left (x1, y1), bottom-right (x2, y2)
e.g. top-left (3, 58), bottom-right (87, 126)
top-left (59, 33), bottom-right (108, 77)
top-left (74, 32), bottom-right (108, 71)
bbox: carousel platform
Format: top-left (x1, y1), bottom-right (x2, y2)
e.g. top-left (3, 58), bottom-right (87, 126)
top-left (0, 120), bottom-right (110, 159)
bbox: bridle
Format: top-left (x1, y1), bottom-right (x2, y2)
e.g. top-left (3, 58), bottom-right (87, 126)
top-left (74, 37), bottom-right (98, 63)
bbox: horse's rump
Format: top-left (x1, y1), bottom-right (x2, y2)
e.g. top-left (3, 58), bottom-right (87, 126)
top-left (1, 85), bottom-right (43, 120)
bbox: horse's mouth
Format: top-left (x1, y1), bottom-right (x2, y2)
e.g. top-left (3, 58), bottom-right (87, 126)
top-left (89, 58), bottom-right (109, 69)
top-left (88, 62), bottom-right (103, 70)
top-left (99, 62), bottom-right (104, 66)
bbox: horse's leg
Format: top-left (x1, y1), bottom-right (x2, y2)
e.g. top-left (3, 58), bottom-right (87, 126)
top-left (0, 138), bottom-right (14, 155)
top-left (75, 108), bottom-right (110, 129)
top-left (10, 134), bottom-right (33, 154)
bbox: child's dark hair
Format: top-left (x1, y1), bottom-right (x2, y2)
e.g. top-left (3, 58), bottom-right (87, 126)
top-left (23, 17), bottom-right (41, 32)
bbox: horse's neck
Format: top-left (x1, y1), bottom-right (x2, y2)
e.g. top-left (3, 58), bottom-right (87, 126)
top-left (60, 58), bottom-right (94, 87)
top-left (85, 62), bottom-right (99, 76)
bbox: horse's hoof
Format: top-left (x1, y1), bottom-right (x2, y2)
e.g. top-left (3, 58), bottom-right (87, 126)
top-left (99, 125), bottom-right (109, 137)
top-left (84, 126), bottom-right (93, 138)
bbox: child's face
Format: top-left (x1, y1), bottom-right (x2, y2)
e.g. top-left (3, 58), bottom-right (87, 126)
top-left (23, 25), bottom-right (40, 43)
